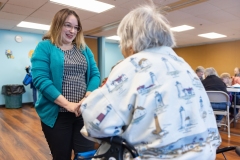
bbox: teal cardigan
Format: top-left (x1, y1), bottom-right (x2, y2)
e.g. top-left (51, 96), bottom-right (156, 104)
top-left (31, 40), bottom-right (100, 127)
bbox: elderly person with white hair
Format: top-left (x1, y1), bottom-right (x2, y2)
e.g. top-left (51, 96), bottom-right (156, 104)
top-left (202, 67), bottom-right (231, 126)
top-left (202, 68), bottom-right (228, 93)
top-left (80, 4), bottom-right (220, 160)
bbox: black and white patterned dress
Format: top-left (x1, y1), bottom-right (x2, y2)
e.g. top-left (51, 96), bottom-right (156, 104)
top-left (59, 45), bottom-right (87, 112)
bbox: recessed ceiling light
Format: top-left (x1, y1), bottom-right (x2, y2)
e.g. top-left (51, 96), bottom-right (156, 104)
top-left (106, 35), bottom-right (120, 41)
top-left (170, 25), bottom-right (195, 32)
top-left (17, 21), bottom-right (50, 30)
top-left (50, 0), bottom-right (115, 13)
top-left (198, 32), bottom-right (227, 39)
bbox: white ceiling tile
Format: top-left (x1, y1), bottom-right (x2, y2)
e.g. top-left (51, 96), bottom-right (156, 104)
top-left (7, 0), bottom-right (48, 9)
top-left (179, 3), bottom-right (220, 16)
top-left (196, 23), bottom-right (219, 31)
top-left (39, 2), bottom-right (97, 21)
top-left (169, 16), bottom-right (215, 28)
top-left (154, 0), bottom-right (179, 5)
top-left (223, 5), bottom-right (240, 18)
top-left (119, 0), bottom-right (182, 10)
top-left (39, 2), bottom-right (66, 14)
top-left (12, 26), bottom-right (46, 35)
top-left (0, 18), bottom-right (19, 29)
top-left (97, 0), bottom-right (131, 6)
top-left (0, 18), bottom-right (19, 25)
top-left (174, 32), bottom-right (201, 41)
top-left (165, 10), bottom-right (194, 22)
top-left (0, 24), bottom-right (14, 29)
top-left (174, 31), bottom-right (238, 47)
top-left (174, 32), bottom-right (197, 42)
top-left (193, 24), bottom-right (240, 40)
top-left (195, 27), bottom-right (238, 38)
top-left (208, 0), bottom-right (240, 9)
top-left (88, 14), bottom-right (118, 25)
top-left (119, 0), bottom-right (150, 10)
top-left (1, 4), bottom-right (35, 16)
top-left (24, 16), bottom-right (51, 25)
top-left (200, 38), bottom-right (239, 46)
top-left (0, 11), bottom-right (26, 21)
top-left (222, 31), bottom-right (238, 37)
top-left (0, 0), bottom-right (7, 3)
top-left (217, 20), bottom-right (240, 31)
top-left (82, 20), bottom-right (104, 31)
top-left (70, 9), bottom-right (97, 20)
top-left (98, 0), bottom-right (179, 6)
top-left (173, 28), bottom-right (209, 37)
top-left (30, 10), bottom-right (55, 21)
top-left (101, 7), bottom-right (129, 20)
top-left (100, 0), bottom-right (180, 7)
top-left (196, 10), bottom-right (240, 23)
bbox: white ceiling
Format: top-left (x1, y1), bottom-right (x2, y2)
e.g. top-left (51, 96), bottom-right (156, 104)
top-left (0, 0), bottom-right (239, 47)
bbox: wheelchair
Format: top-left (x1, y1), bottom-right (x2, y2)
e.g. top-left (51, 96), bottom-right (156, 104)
top-left (217, 146), bottom-right (240, 160)
top-left (74, 136), bottom-right (240, 160)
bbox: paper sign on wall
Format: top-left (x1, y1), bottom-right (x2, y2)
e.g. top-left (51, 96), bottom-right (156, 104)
top-left (5, 50), bottom-right (14, 59)
top-left (28, 50), bottom-right (34, 58)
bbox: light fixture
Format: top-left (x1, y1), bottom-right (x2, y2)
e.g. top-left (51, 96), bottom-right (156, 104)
top-left (106, 35), bottom-right (120, 41)
top-left (198, 32), bottom-right (227, 39)
top-left (17, 21), bottom-right (50, 30)
top-left (50, 0), bottom-right (115, 13)
top-left (170, 25), bottom-right (194, 32)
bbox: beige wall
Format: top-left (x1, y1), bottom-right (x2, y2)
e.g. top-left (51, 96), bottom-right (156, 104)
top-left (174, 40), bottom-right (240, 76)
top-left (85, 37), bottom-right (98, 65)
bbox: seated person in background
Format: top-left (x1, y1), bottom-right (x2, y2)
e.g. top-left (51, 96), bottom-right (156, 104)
top-left (220, 73), bottom-right (232, 87)
top-left (220, 72), bottom-right (233, 103)
top-left (195, 66), bottom-right (205, 80)
top-left (232, 76), bottom-right (240, 85)
top-left (80, 4), bottom-right (220, 160)
top-left (232, 67), bottom-right (240, 85)
top-left (202, 68), bottom-right (228, 93)
top-left (202, 68), bottom-right (231, 124)
top-left (223, 70), bottom-right (240, 115)
top-left (234, 67), bottom-right (240, 77)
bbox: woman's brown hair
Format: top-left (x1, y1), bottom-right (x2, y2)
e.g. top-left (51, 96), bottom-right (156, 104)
top-left (42, 8), bottom-right (85, 49)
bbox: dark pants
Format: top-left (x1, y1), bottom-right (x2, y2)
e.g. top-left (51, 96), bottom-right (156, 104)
top-left (41, 112), bottom-right (94, 160)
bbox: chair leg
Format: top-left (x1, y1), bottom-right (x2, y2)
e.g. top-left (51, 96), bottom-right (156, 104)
top-left (227, 112), bottom-right (230, 138)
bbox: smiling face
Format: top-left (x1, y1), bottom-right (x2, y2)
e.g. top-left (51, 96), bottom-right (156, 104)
top-left (61, 14), bottom-right (79, 46)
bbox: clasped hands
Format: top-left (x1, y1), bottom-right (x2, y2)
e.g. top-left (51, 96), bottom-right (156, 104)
top-left (65, 96), bottom-right (88, 117)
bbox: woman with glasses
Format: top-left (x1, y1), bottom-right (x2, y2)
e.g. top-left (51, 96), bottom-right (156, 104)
top-left (31, 8), bottom-right (100, 160)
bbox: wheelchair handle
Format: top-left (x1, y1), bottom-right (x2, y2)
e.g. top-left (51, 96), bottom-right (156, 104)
top-left (216, 146), bottom-right (240, 156)
top-left (98, 136), bottom-right (140, 158)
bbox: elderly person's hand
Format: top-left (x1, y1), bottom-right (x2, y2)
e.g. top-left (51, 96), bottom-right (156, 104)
top-left (65, 102), bottom-right (81, 117)
top-left (54, 95), bottom-right (81, 117)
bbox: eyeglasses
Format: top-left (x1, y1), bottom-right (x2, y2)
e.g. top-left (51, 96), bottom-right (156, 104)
top-left (63, 23), bottom-right (81, 32)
